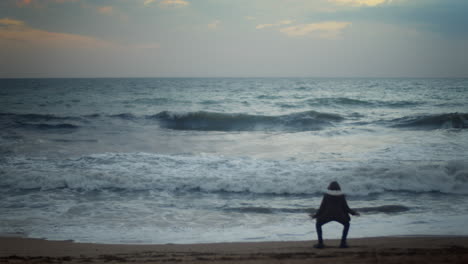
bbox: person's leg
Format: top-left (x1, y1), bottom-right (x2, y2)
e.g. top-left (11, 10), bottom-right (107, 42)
top-left (339, 221), bottom-right (350, 248)
top-left (314, 221), bottom-right (326, 248)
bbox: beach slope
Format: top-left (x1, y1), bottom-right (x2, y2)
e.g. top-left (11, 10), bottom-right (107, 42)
top-left (1, 236), bottom-right (468, 263)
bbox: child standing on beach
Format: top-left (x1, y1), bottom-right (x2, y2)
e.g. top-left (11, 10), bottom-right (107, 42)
top-left (311, 181), bottom-right (359, 248)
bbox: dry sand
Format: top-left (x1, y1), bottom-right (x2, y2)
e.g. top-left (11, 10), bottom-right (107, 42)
top-left (1, 236), bottom-right (468, 263)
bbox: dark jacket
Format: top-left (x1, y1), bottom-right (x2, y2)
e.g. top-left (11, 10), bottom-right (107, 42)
top-left (313, 191), bottom-right (357, 224)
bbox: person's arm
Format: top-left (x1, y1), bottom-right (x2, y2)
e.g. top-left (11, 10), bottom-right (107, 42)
top-left (311, 195), bottom-right (327, 219)
top-left (343, 196), bottom-right (360, 216)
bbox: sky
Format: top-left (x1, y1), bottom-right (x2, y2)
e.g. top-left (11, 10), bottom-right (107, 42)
top-left (1, 0), bottom-right (468, 78)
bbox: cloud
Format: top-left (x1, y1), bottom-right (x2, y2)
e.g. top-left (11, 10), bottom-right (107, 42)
top-left (97, 6), bottom-right (113, 15)
top-left (208, 20), bottom-right (221, 30)
top-left (160, 0), bottom-right (189, 7)
top-left (16, 0), bottom-right (32, 7)
top-left (95, 5), bottom-right (129, 22)
top-left (144, 0), bottom-right (189, 8)
top-left (0, 17), bottom-right (162, 77)
top-left (326, 0), bottom-right (468, 36)
top-left (256, 20), bottom-right (294, 30)
top-left (15, 0), bottom-right (79, 7)
top-left (0, 17), bottom-right (158, 50)
top-left (159, 0), bottom-right (190, 7)
top-left (143, 0), bottom-right (156, 6)
top-left (255, 19), bottom-right (350, 39)
top-left (0, 18), bottom-right (25, 26)
top-left (0, 17), bottom-right (112, 48)
top-left (256, 24), bottom-right (275, 30)
top-left (279, 21), bottom-right (351, 38)
top-left (329, 0), bottom-right (390, 7)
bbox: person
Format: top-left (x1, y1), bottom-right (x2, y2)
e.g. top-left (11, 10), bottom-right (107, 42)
top-left (311, 181), bottom-right (359, 249)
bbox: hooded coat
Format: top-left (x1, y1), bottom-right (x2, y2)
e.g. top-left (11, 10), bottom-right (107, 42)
top-left (312, 190), bottom-right (357, 224)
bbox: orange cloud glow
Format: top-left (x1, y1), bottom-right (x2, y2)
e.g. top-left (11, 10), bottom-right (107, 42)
top-left (329, 0), bottom-right (389, 7)
top-left (97, 6), bottom-right (114, 15)
top-left (16, 0), bottom-right (79, 7)
top-left (0, 17), bottom-right (159, 52)
top-left (16, 0), bottom-right (32, 7)
top-left (0, 18), bottom-right (111, 49)
top-left (0, 18), bottom-right (25, 26)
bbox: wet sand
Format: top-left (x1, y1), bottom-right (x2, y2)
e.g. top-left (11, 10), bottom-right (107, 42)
top-left (1, 236), bottom-right (468, 263)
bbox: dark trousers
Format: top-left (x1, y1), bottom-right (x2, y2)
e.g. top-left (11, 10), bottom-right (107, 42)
top-left (316, 220), bottom-right (350, 244)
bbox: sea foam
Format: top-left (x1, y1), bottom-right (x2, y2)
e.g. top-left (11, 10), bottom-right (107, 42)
top-left (1, 153), bottom-right (467, 195)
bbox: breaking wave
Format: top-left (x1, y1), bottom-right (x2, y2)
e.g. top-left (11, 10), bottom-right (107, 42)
top-left (17, 123), bottom-right (80, 130)
top-left (0, 110), bottom-right (345, 132)
top-left (150, 110), bottom-right (344, 131)
top-left (304, 98), bottom-right (422, 108)
top-left (224, 205), bottom-right (410, 215)
top-left (1, 153), bottom-right (467, 195)
top-left (0, 113), bottom-right (81, 131)
top-left (2, 111), bottom-right (468, 132)
top-left (390, 113), bottom-right (468, 129)
top-left (0, 113), bottom-right (81, 122)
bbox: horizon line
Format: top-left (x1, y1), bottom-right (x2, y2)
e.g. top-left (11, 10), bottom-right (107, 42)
top-left (1, 76), bottom-right (468, 79)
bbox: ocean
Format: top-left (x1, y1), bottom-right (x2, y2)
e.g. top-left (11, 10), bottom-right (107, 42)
top-left (1, 78), bottom-right (467, 244)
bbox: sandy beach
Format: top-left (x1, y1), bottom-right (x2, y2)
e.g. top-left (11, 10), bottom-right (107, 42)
top-left (1, 236), bottom-right (468, 263)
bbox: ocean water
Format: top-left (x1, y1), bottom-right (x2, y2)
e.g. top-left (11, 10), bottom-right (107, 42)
top-left (0, 78), bottom-right (467, 244)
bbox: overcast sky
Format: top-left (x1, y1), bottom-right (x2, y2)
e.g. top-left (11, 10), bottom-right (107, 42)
top-left (1, 0), bottom-right (467, 78)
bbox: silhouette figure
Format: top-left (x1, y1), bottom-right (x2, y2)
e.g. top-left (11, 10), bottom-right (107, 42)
top-left (311, 181), bottom-right (359, 248)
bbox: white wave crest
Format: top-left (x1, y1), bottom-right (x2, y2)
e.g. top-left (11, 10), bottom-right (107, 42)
top-left (1, 153), bottom-right (468, 195)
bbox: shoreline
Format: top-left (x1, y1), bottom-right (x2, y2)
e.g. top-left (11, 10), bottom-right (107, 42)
top-left (1, 236), bottom-right (468, 263)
